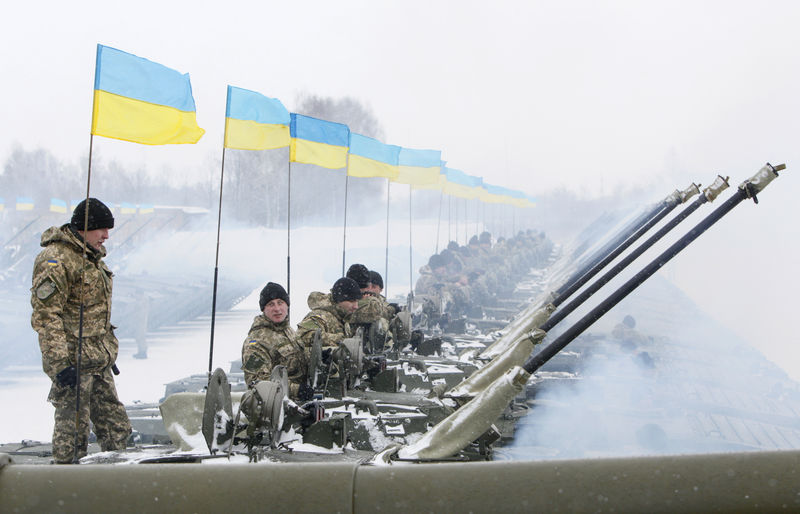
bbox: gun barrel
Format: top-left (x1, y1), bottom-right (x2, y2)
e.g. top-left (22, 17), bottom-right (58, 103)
top-left (525, 164), bottom-right (782, 374)
top-left (542, 175), bottom-right (728, 331)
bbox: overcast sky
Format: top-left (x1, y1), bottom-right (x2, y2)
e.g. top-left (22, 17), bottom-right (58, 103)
top-left (2, 0), bottom-right (798, 193)
top-left (2, 1), bottom-right (800, 377)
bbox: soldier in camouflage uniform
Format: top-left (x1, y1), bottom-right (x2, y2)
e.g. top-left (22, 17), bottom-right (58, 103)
top-left (369, 270), bottom-right (410, 346)
top-left (296, 277), bottom-right (362, 348)
top-left (345, 264), bottom-right (385, 325)
top-left (241, 282), bottom-right (309, 400)
top-left (30, 198), bottom-right (131, 464)
top-left (414, 254), bottom-right (448, 296)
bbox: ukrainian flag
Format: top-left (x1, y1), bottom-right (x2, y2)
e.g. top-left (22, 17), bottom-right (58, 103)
top-left (16, 197), bottom-right (34, 211)
top-left (225, 86), bottom-right (290, 150)
top-left (393, 148), bottom-right (442, 186)
top-left (503, 189), bottom-right (528, 208)
top-left (91, 44), bottom-right (205, 145)
top-left (139, 203), bottom-right (154, 214)
top-left (290, 114), bottom-right (349, 169)
top-left (347, 133), bottom-right (400, 179)
top-left (442, 168), bottom-right (483, 199)
top-left (121, 202), bottom-right (137, 214)
top-left (0, 197), bottom-right (4, 212)
top-left (50, 198), bottom-right (67, 213)
top-left (481, 183), bottom-right (523, 205)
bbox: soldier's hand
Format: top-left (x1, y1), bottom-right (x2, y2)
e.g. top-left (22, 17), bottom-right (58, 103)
top-left (388, 303), bottom-right (400, 315)
top-left (56, 366), bottom-right (78, 388)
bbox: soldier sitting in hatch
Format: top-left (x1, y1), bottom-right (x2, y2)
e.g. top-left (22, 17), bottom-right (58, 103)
top-left (241, 282), bottom-right (310, 400)
top-left (296, 277), bottom-right (362, 349)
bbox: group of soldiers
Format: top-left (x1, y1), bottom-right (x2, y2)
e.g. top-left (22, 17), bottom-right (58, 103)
top-left (414, 229), bottom-right (549, 326)
top-left (30, 196), bottom-right (541, 463)
top-left (241, 263), bottom-right (404, 402)
top-left (29, 197), bottom-right (405, 463)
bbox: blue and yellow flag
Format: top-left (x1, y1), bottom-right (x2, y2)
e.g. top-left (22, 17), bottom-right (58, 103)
top-left (225, 86), bottom-right (290, 150)
top-left (139, 203), bottom-right (154, 214)
top-left (0, 197), bottom-right (4, 212)
top-left (50, 198), bottom-right (67, 213)
top-left (443, 168), bottom-right (483, 199)
top-left (290, 114), bottom-right (349, 169)
top-left (16, 197), bottom-right (34, 211)
top-left (120, 202), bottom-right (137, 214)
top-left (347, 133), bottom-right (400, 179)
top-left (480, 183), bottom-right (520, 204)
top-left (91, 44), bottom-right (205, 145)
top-left (393, 148), bottom-right (442, 186)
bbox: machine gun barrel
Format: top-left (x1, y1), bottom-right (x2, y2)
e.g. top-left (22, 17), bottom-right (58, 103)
top-left (398, 162), bottom-right (785, 462)
top-left (553, 183), bottom-right (699, 307)
top-left (541, 176), bottom-right (728, 331)
top-left (524, 164), bottom-right (783, 374)
top-left (552, 191), bottom-right (674, 299)
top-left (479, 184), bottom-right (697, 361)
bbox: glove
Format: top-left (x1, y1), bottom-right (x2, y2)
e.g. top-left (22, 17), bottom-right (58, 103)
top-left (298, 382), bottom-right (315, 402)
top-left (56, 366), bottom-right (78, 388)
top-left (111, 364), bottom-right (120, 375)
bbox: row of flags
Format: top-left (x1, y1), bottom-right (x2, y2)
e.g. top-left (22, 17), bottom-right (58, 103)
top-left (91, 44), bottom-right (535, 208)
top-left (0, 197), bottom-right (154, 215)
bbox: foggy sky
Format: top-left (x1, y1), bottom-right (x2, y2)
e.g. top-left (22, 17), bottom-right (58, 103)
top-left (2, 1), bottom-right (800, 379)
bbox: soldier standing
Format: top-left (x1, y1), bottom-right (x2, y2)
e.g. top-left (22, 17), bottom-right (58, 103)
top-left (241, 282), bottom-right (309, 400)
top-left (30, 198), bottom-right (131, 464)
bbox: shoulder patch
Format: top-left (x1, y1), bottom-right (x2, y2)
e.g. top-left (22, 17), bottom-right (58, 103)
top-left (47, 259), bottom-right (59, 267)
top-left (35, 278), bottom-right (57, 301)
top-left (248, 339), bottom-right (258, 346)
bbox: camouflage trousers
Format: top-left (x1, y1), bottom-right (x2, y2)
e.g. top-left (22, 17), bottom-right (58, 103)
top-left (47, 368), bottom-right (131, 463)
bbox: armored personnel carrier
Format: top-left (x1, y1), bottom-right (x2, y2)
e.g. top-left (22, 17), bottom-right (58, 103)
top-left (3, 163), bottom-right (800, 512)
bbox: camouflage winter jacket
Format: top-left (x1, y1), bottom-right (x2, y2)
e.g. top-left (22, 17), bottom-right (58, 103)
top-left (296, 292), bottom-right (353, 348)
top-left (31, 225), bottom-right (117, 380)
top-left (241, 314), bottom-right (308, 398)
top-left (349, 291), bottom-right (386, 325)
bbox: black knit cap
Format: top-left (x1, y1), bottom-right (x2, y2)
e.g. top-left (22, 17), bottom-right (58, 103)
top-left (447, 241), bottom-right (459, 251)
top-left (331, 277), bottom-right (362, 303)
top-left (70, 198), bottom-right (114, 231)
top-left (428, 254), bottom-right (446, 269)
top-left (469, 235), bottom-right (479, 246)
top-left (368, 270), bottom-right (383, 289)
top-left (259, 282), bottom-right (290, 310)
top-left (479, 231), bottom-right (492, 244)
top-left (346, 264), bottom-right (370, 289)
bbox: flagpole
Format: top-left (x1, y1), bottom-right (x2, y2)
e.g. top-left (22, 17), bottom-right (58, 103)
top-left (474, 198), bottom-right (479, 236)
top-left (512, 205), bottom-right (516, 237)
top-left (435, 189), bottom-right (443, 253)
top-left (447, 195), bottom-right (452, 244)
top-left (385, 180), bottom-right (391, 297)
top-left (287, 162), bottom-right (292, 295)
top-left (208, 146), bottom-right (226, 378)
top-left (408, 186), bottom-right (414, 309)
top-left (463, 198), bottom-right (467, 243)
top-left (342, 173), bottom-right (349, 276)
top-left (72, 133), bottom-right (94, 463)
